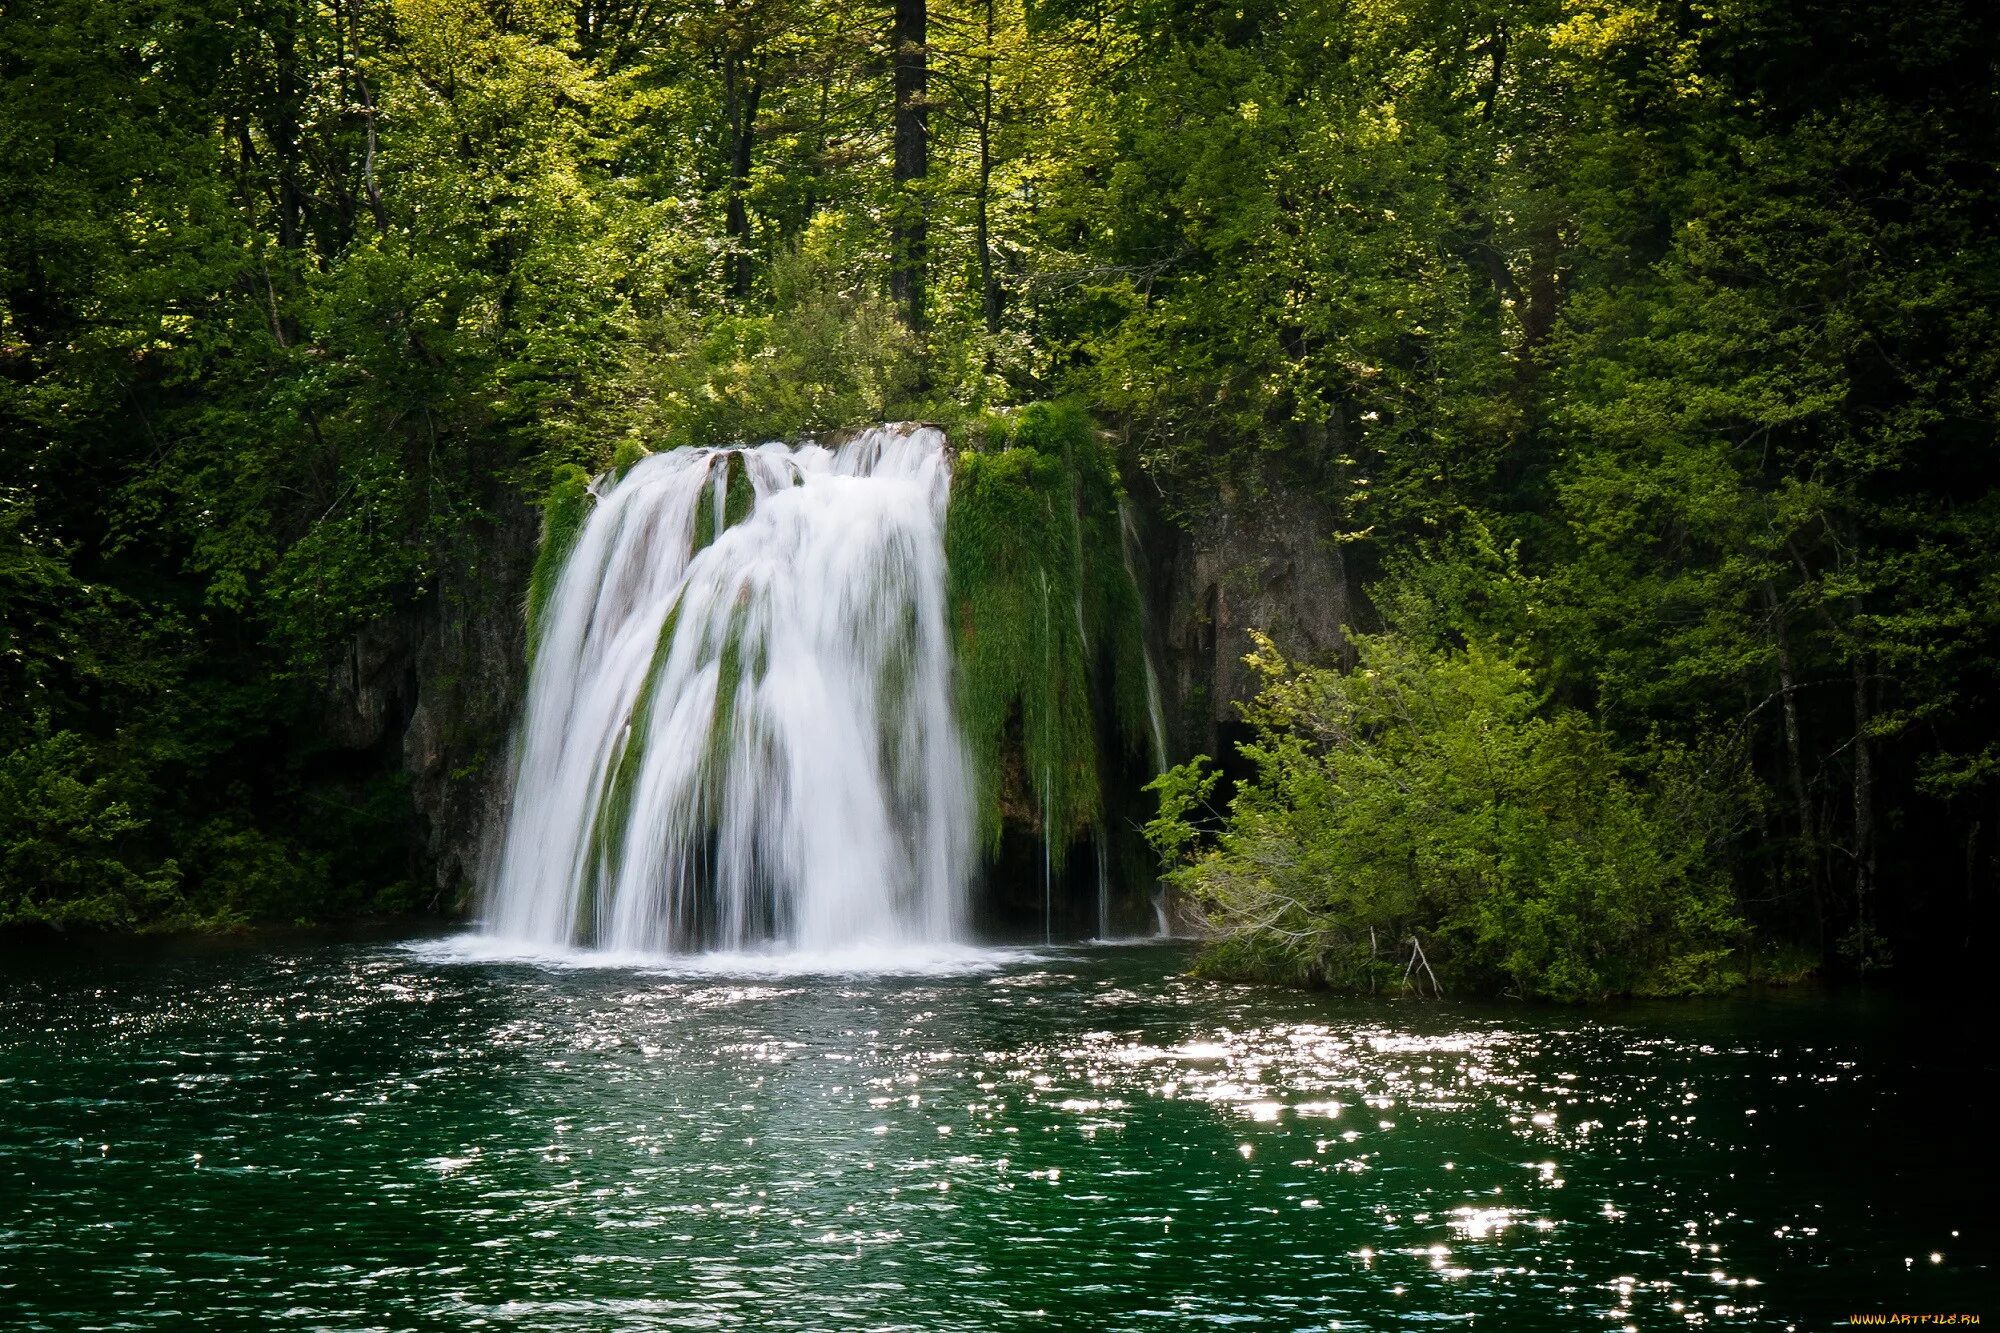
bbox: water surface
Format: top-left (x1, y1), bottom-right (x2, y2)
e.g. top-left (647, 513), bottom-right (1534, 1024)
top-left (0, 935), bottom-right (1985, 1329)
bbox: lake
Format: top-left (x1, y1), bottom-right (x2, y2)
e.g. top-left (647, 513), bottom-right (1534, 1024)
top-left (0, 934), bottom-right (1986, 1330)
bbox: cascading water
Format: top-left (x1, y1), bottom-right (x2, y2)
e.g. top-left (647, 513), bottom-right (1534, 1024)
top-left (1119, 501), bottom-right (1170, 771)
top-left (1094, 831), bottom-right (1109, 941)
top-left (481, 425), bottom-right (975, 955)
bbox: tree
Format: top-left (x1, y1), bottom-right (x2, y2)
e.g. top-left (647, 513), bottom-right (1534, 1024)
top-left (889, 0), bottom-right (930, 329)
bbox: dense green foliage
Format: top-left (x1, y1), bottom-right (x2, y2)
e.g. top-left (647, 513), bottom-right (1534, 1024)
top-left (3, 0), bottom-right (657, 925)
top-left (1147, 630), bottom-right (1747, 999)
top-left (2, 0), bottom-right (1995, 983)
top-left (945, 401), bottom-right (1154, 848)
top-left (1089, 0), bottom-right (2000, 983)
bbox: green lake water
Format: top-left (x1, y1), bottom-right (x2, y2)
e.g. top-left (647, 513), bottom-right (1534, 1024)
top-left (0, 934), bottom-right (1987, 1330)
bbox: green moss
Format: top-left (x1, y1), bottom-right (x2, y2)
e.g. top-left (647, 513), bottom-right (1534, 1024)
top-left (527, 464), bottom-right (595, 657)
top-left (583, 596), bottom-right (684, 932)
top-left (706, 603), bottom-right (754, 789)
top-left (582, 593), bottom-right (766, 931)
top-left (692, 477), bottom-right (716, 553)
top-left (723, 453), bottom-right (755, 528)
top-left (1073, 432), bottom-right (1157, 750)
top-left (691, 452), bottom-right (758, 556)
top-left (945, 400), bottom-right (1157, 852)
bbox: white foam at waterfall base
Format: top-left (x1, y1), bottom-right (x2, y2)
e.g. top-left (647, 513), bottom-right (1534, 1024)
top-left (476, 426), bottom-right (977, 961)
top-left (405, 934), bottom-right (1040, 978)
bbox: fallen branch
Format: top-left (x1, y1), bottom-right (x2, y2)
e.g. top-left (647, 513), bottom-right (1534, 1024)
top-left (1403, 935), bottom-right (1442, 997)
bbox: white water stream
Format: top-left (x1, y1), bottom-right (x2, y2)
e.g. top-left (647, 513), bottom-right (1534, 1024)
top-left (481, 426), bottom-right (975, 955)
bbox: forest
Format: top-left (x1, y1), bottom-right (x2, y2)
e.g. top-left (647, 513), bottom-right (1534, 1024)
top-left (3, 0), bottom-right (1997, 996)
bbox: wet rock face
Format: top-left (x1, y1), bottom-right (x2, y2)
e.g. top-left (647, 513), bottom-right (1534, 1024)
top-left (319, 493), bottom-right (538, 910)
top-left (319, 615), bottom-right (421, 754)
top-left (1145, 459), bottom-right (1355, 760)
top-left (404, 494), bottom-right (539, 906)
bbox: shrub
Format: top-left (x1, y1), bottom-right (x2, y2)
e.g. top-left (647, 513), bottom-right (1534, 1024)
top-left (1148, 631), bottom-right (1746, 999)
top-left (0, 728), bottom-right (184, 929)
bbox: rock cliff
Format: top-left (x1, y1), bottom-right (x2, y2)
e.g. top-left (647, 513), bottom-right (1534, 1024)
top-left (1135, 457), bottom-right (1357, 761)
top-left (321, 493), bottom-right (538, 909)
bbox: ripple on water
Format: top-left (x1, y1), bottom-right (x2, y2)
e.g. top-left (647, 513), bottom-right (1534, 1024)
top-left (0, 939), bottom-right (1986, 1331)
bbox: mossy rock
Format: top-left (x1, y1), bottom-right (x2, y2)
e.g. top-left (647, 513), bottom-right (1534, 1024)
top-left (526, 465), bottom-right (595, 655)
top-left (945, 400), bottom-right (1159, 853)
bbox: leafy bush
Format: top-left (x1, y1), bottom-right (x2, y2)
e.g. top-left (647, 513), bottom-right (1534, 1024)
top-left (1148, 632), bottom-right (1747, 1000)
top-left (0, 728), bottom-right (184, 929)
top-left (614, 217), bottom-right (918, 451)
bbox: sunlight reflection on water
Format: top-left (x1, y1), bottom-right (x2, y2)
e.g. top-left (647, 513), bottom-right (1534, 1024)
top-left (0, 938), bottom-right (1986, 1331)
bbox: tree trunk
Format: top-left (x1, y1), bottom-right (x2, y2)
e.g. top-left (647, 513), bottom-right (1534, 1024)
top-left (799, 68), bottom-right (833, 230)
top-left (1849, 648), bottom-right (1876, 960)
top-left (1764, 585), bottom-right (1818, 875)
top-left (890, 0), bottom-right (929, 330)
top-left (976, 0), bottom-right (1000, 336)
top-left (724, 57), bottom-right (762, 299)
top-left (343, 0), bottom-right (388, 234)
top-left (272, 10), bottom-right (305, 250)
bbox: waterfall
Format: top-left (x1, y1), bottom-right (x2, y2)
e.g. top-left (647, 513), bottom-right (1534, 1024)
top-left (1118, 502), bottom-right (1170, 770)
top-left (481, 425), bottom-right (976, 955)
top-left (1094, 829), bottom-right (1109, 941)
top-left (1042, 764), bottom-right (1053, 947)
